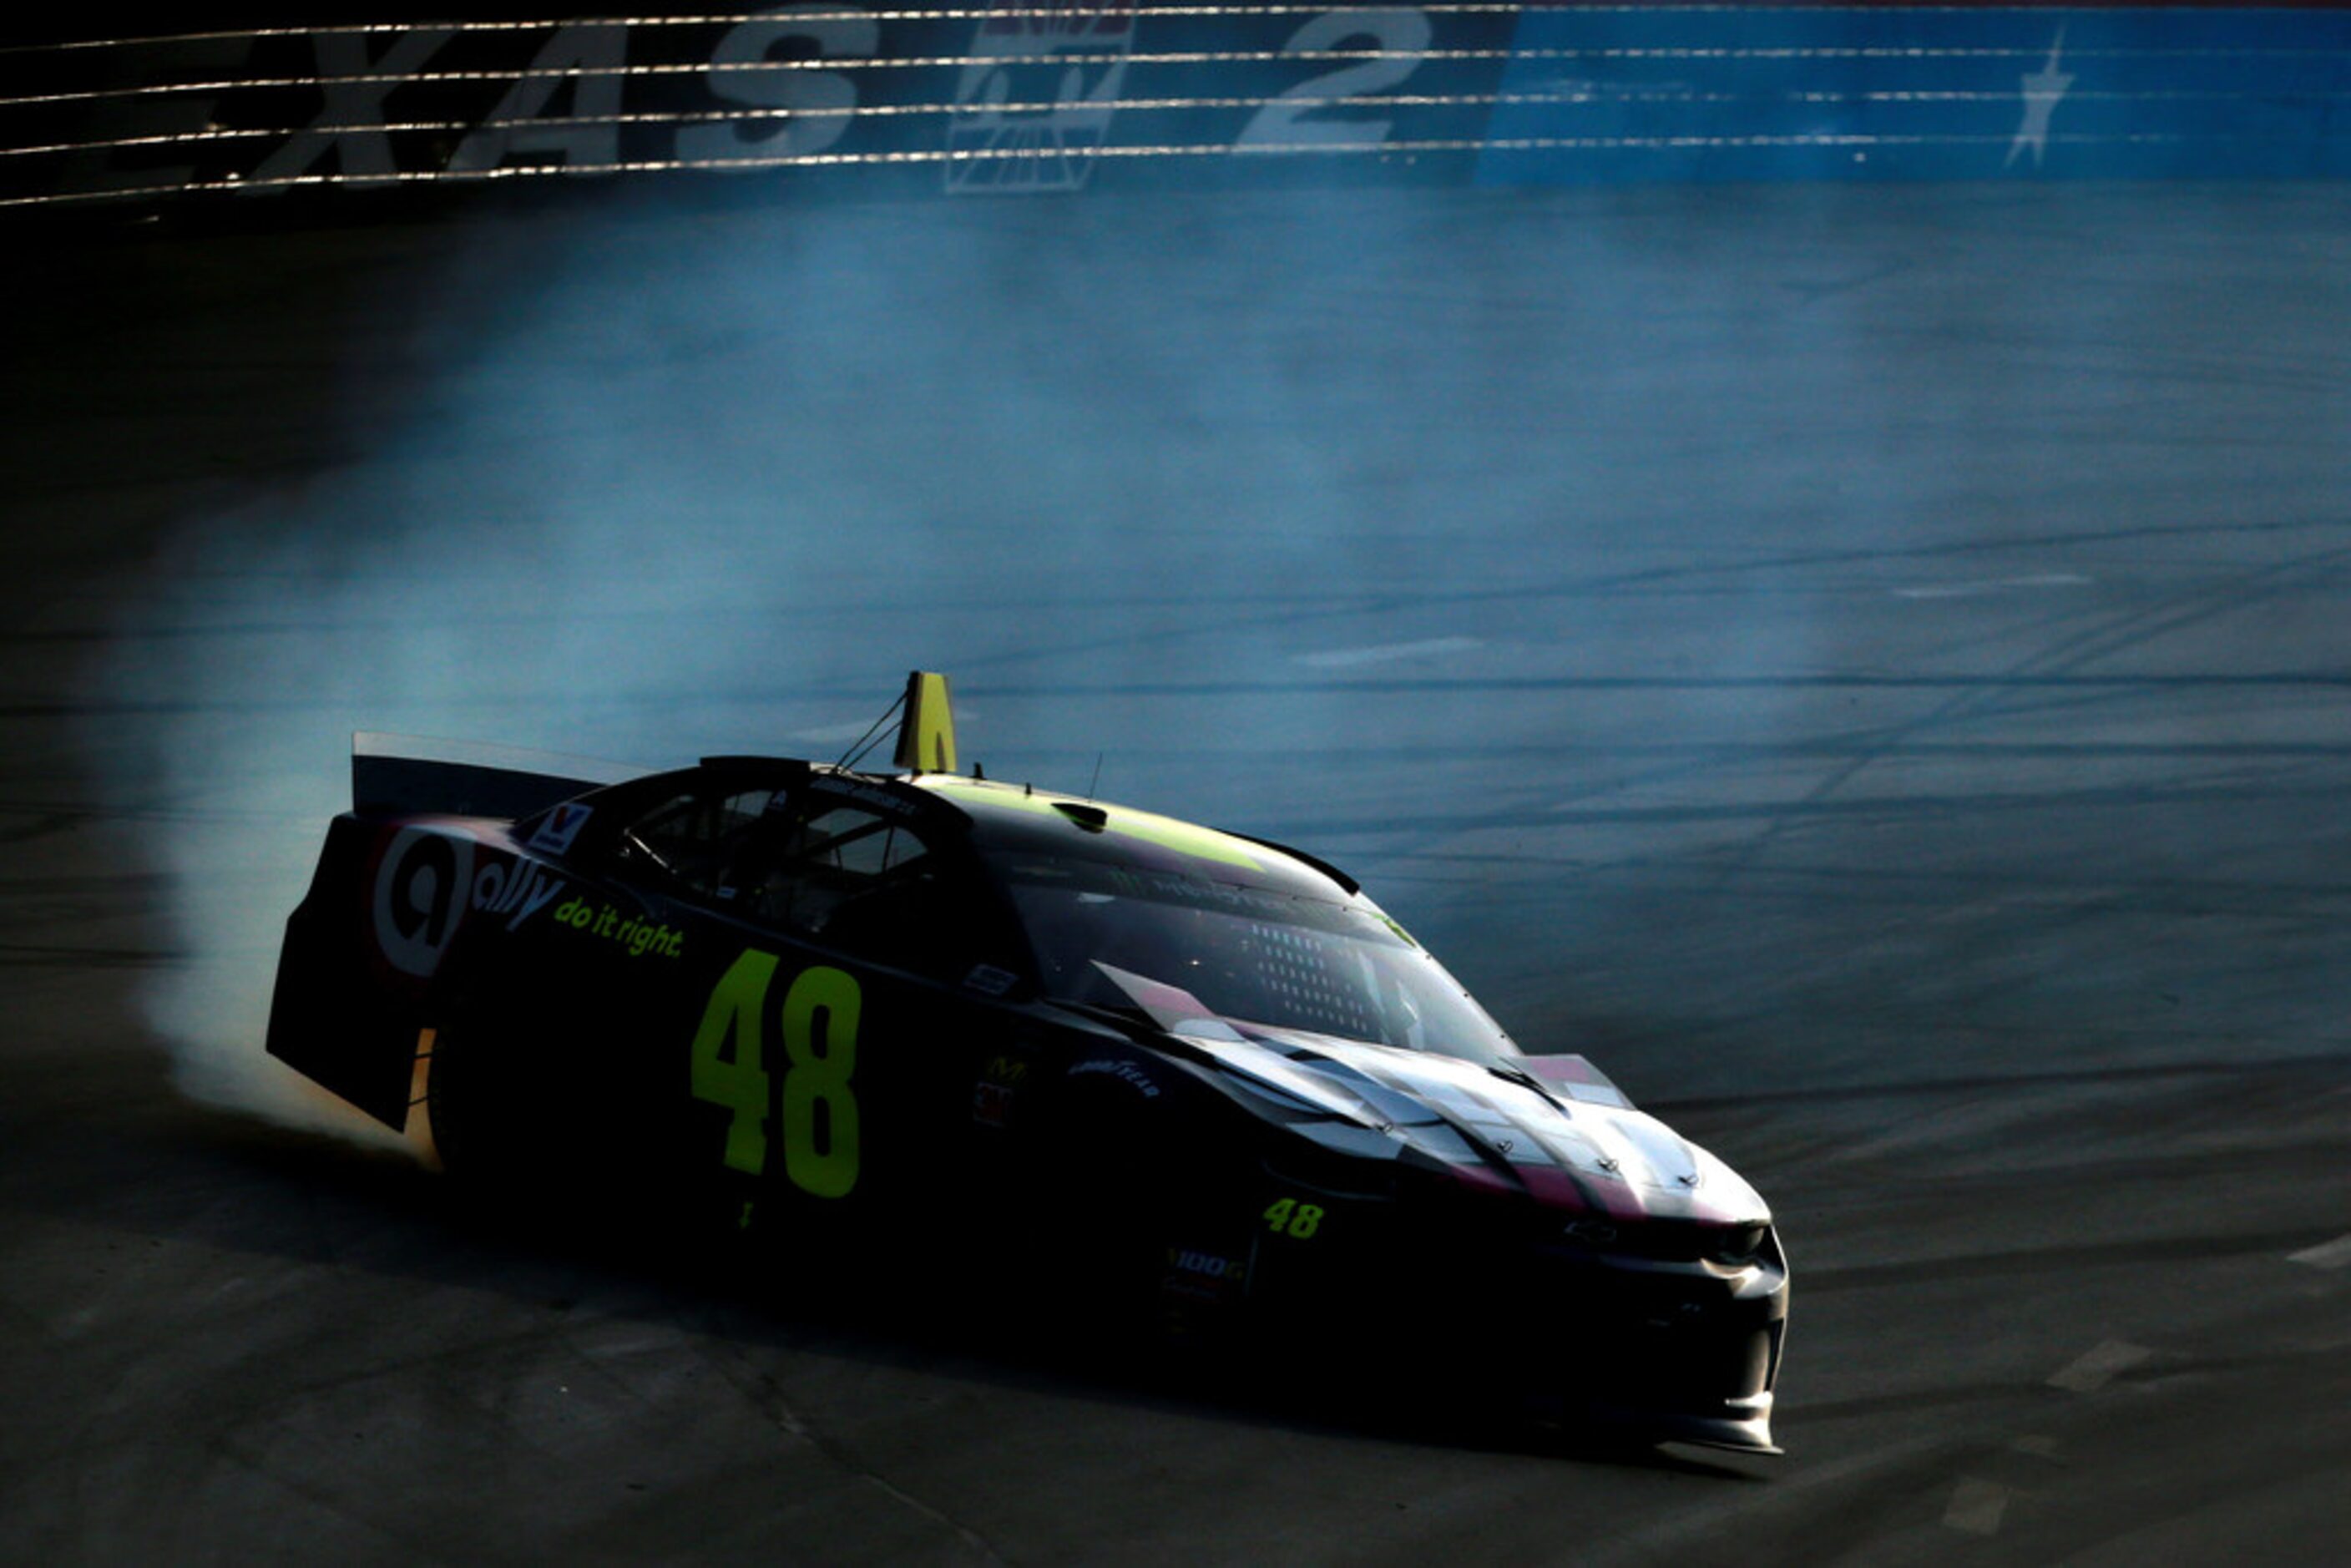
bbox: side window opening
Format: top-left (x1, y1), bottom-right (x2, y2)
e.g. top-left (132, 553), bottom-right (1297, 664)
top-left (739, 800), bottom-right (1002, 982)
top-left (791, 808), bottom-right (929, 881)
top-left (615, 787), bottom-right (776, 895)
top-left (743, 804), bottom-right (928, 936)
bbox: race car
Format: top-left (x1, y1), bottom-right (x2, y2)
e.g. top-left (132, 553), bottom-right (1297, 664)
top-left (266, 673), bottom-right (1788, 1451)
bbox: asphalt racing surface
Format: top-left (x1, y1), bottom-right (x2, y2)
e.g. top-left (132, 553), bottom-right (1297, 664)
top-left (5, 182), bottom-right (2349, 1563)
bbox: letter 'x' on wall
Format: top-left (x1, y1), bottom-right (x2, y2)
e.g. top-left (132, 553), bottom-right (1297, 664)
top-left (249, 28), bottom-right (455, 183)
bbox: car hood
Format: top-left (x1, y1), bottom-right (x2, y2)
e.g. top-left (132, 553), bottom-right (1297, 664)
top-left (1178, 1027), bottom-right (1768, 1226)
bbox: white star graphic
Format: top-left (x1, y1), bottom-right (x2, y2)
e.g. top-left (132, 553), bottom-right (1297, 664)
top-left (2006, 26), bottom-right (2075, 170)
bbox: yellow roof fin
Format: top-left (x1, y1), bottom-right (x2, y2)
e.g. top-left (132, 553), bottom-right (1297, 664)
top-left (893, 670), bottom-right (958, 775)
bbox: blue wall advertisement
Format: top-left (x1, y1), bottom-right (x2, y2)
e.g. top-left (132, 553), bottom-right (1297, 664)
top-left (7, 3), bottom-right (2351, 210)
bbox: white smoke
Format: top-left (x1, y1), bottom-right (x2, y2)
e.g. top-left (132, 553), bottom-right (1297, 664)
top-left (100, 182), bottom-right (2202, 1124)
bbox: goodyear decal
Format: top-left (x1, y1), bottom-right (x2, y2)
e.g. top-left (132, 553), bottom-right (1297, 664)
top-left (1070, 1056), bottom-right (1162, 1099)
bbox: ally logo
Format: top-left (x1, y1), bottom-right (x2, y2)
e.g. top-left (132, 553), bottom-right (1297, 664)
top-left (372, 827), bottom-right (474, 978)
top-left (373, 827), bottom-right (571, 977)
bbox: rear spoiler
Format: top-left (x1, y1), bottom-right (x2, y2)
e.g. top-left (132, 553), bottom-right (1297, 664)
top-left (351, 732), bottom-right (646, 820)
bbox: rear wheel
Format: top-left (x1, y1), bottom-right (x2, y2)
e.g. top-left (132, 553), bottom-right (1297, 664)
top-left (423, 1009), bottom-right (549, 1194)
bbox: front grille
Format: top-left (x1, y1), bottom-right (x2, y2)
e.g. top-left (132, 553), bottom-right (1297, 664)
top-left (1509, 1232), bottom-right (1787, 1408)
top-left (1555, 1217), bottom-right (1771, 1267)
top-left (1578, 1318), bottom-right (1778, 1404)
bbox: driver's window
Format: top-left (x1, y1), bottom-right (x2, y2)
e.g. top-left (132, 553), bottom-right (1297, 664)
top-left (738, 802), bottom-right (927, 934)
top-left (616, 788), bottom-right (776, 895)
top-left (733, 801), bottom-right (999, 980)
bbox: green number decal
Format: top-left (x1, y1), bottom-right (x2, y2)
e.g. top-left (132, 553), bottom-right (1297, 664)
top-left (779, 965), bottom-right (861, 1199)
top-left (689, 950), bottom-right (862, 1197)
top-left (691, 948), bottom-right (780, 1175)
top-left (1261, 1197), bottom-right (1323, 1239)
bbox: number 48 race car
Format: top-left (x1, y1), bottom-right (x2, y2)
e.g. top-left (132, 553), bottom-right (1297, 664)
top-left (266, 674), bottom-right (1789, 1452)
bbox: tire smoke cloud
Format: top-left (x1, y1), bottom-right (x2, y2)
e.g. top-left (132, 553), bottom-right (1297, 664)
top-left (94, 181), bottom-right (2310, 1130)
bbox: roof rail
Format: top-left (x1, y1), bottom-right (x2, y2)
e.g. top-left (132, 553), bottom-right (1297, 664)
top-left (1223, 831), bottom-right (1360, 896)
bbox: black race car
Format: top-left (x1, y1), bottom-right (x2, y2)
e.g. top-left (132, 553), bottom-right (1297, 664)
top-left (267, 674), bottom-right (1788, 1451)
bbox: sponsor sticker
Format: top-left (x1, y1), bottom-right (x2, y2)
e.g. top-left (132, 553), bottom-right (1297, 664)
top-left (372, 827), bottom-right (474, 978)
top-left (1070, 1056), bottom-right (1160, 1098)
top-left (528, 802), bottom-right (593, 854)
top-left (973, 1052), bottom-right (1030, 1127)
top-left (371, 831), bottom-right (566, 977)
top-left (973, 1080), bottom-right (1016, 1129)
top-left (962, 963), bottom-right (1019, 997)
top-left (472, 860), bottom-right (568, 931)
top-left (553, 896), bottom-right (685, 958)
top-left (803, 776), bottom-right (920, 817)
top-left (1162, 1245), bottom-right (1249, 1305)
top-left (1165, 1247), bottom-right (1245, 1283)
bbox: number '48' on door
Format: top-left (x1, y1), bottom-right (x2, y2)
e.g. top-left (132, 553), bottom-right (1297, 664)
top-left (690, 949), bottom-right (861, 1199)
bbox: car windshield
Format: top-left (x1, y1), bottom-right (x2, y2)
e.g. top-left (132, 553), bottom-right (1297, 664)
top-left (988, 853), bottom-right (1519, 1068)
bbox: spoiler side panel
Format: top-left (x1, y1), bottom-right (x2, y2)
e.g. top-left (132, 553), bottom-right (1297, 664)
top-left (265, 816), bottom-right (427, 1129)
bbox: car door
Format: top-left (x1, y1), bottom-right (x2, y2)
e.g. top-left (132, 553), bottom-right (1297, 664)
top-left (644, 777), bottom-right (1034, 1253)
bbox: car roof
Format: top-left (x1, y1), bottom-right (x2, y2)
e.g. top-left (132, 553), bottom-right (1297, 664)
top-left (678, 757), bottom-right (1358, 903)
top-left (907, 774), bottom-right (1355, 900)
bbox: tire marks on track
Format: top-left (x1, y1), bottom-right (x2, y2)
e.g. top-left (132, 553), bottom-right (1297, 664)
top-left (692, 1335), bottom-right (1007, 1566)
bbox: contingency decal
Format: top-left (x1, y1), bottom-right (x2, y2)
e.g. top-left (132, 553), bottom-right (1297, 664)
top-left (690, 949), bottom-right (862, 1199)
top-left (527, 802), bottom-right (593, 855)
top-left (972, 1052), bottom-right (1029, 1129)
top-left (1162, 1245), bottom-right (1250, 1307)
top-left (962, 963), bottom-right (1020, 997)
top-left (1069, 1056), bottom-right (1163, 1099)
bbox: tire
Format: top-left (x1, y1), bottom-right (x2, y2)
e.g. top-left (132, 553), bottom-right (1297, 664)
top-left (427, 988), bottom-right (706, 1250)
top-left (1041, 1084), bottom-right (1261, 1353)
top-left (422, 1010), bottom-right (533, 1191)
